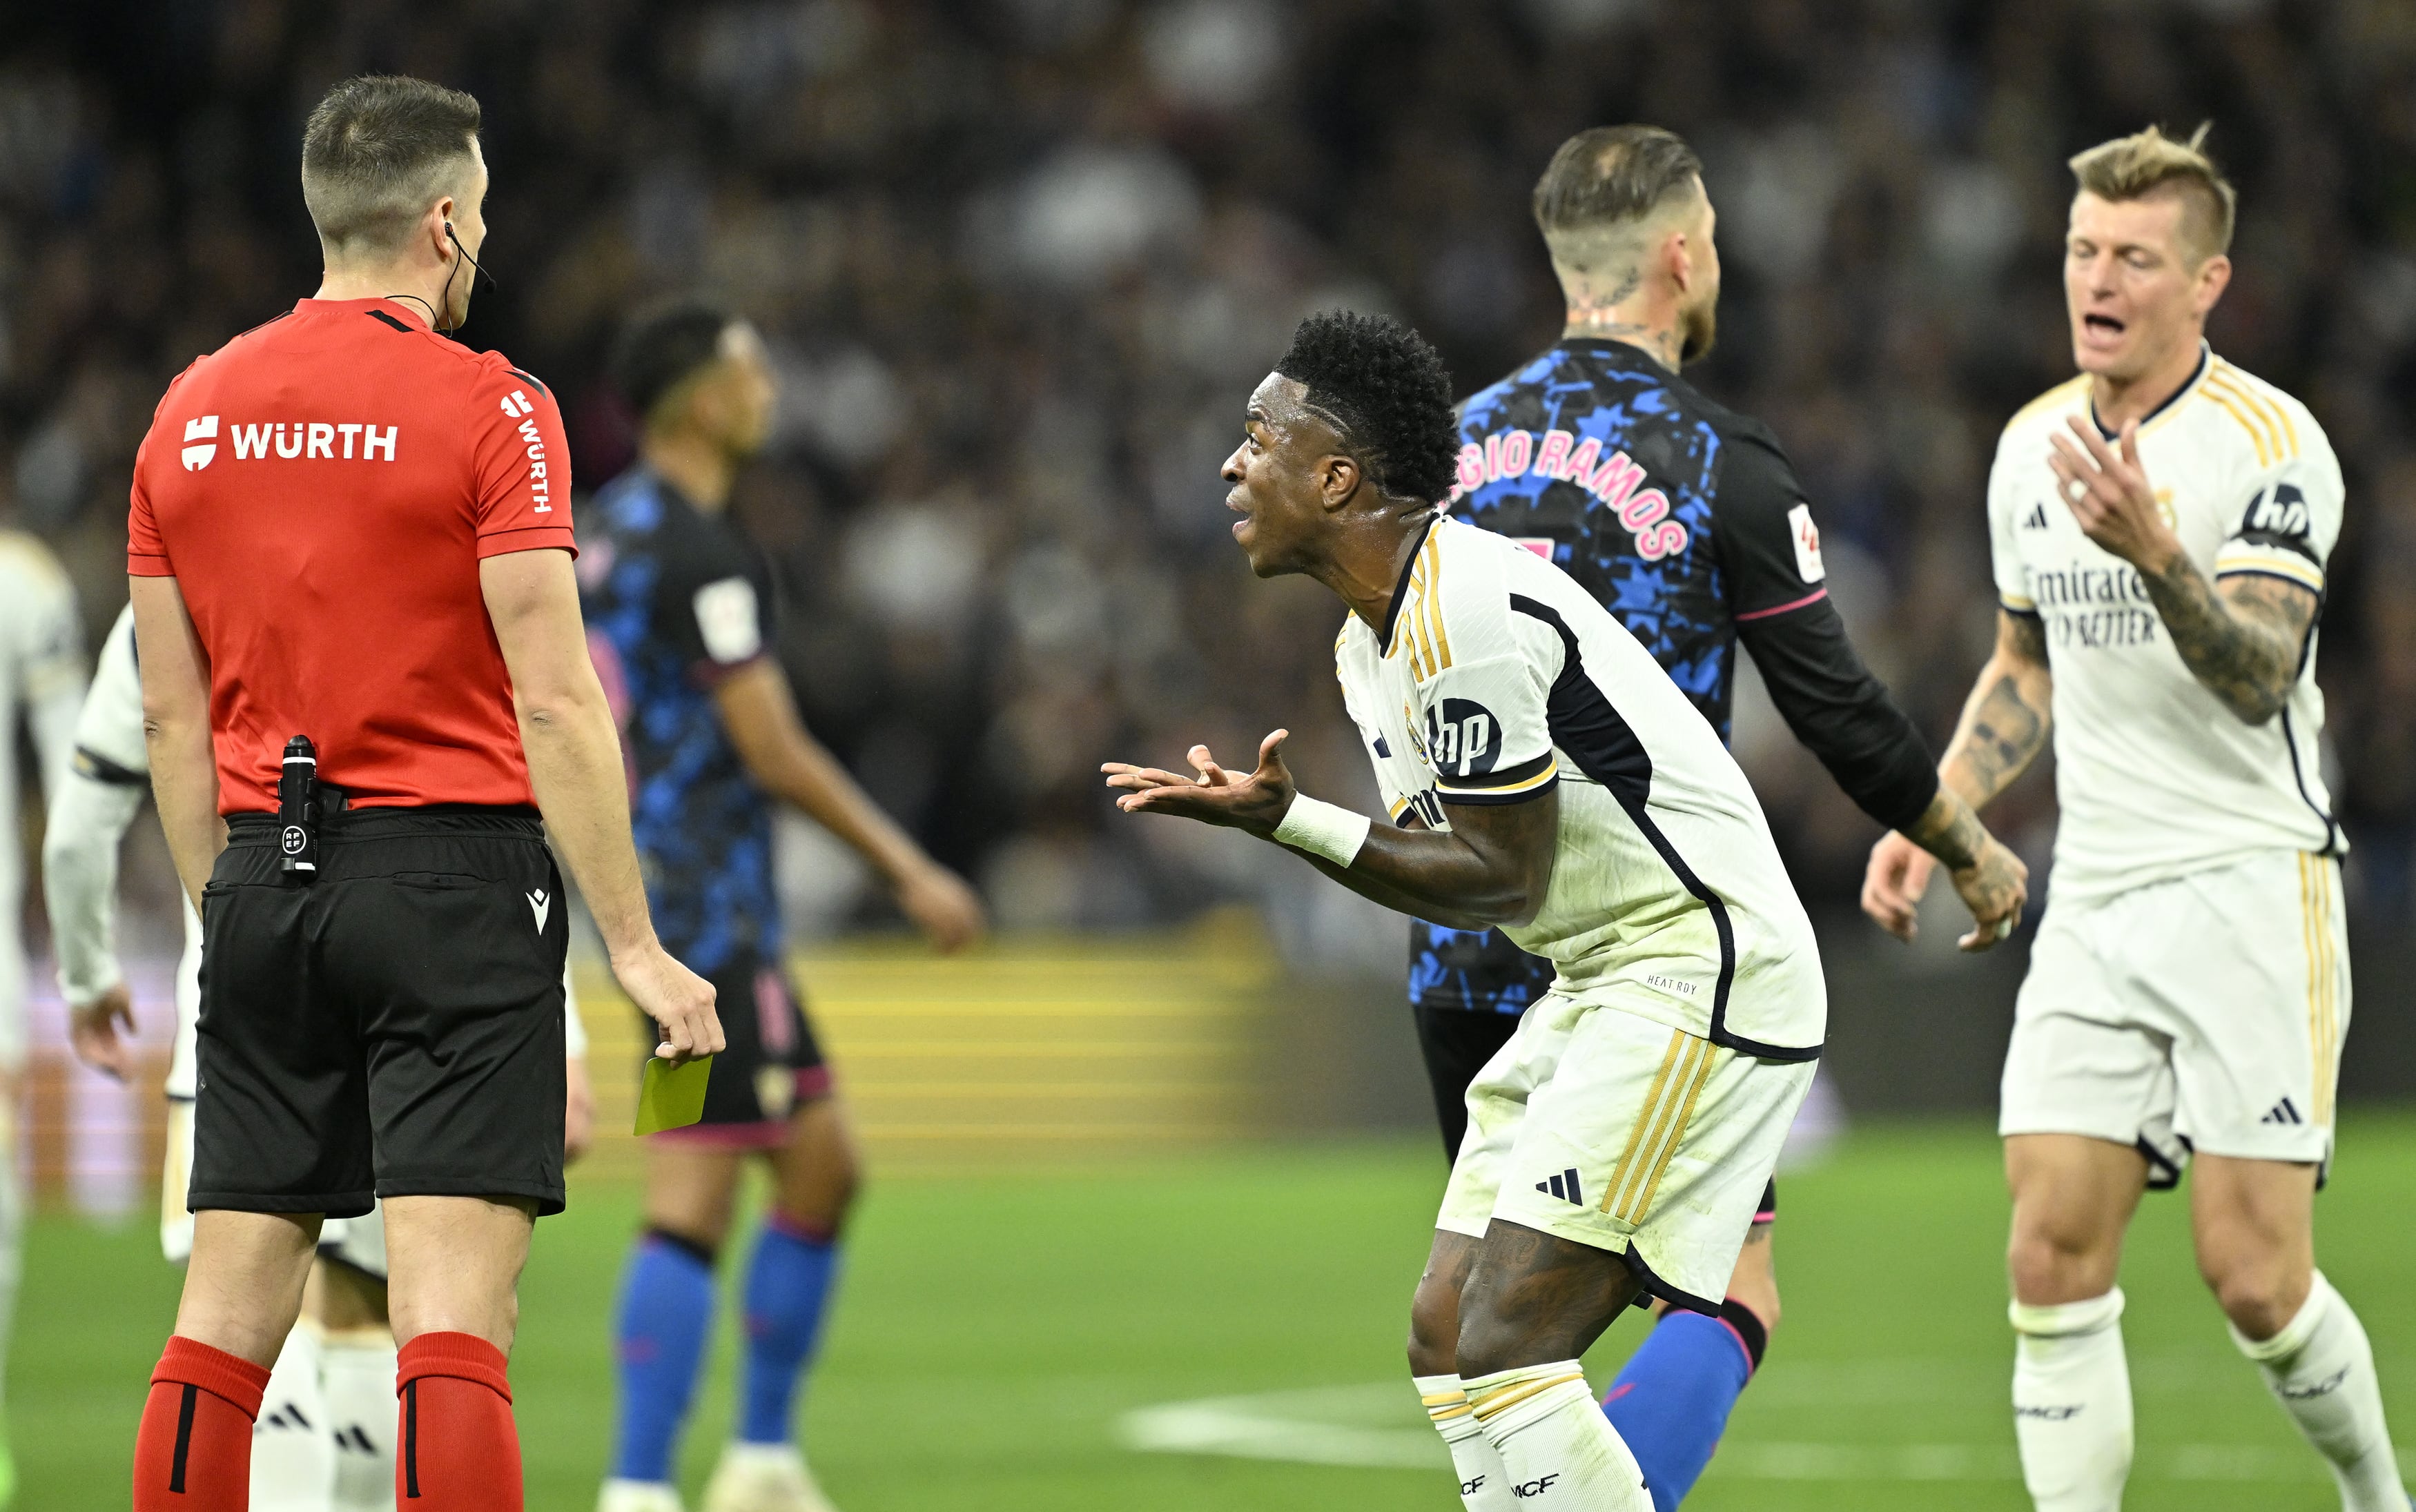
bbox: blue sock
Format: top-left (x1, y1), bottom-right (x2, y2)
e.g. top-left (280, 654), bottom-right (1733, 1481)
top-left (737, 1217), bottom-right (841, 1446)
top-left (610, 1230), bottom-right (718, 1483)
top-left (1601, 1304), bottom-right (1762, 1511)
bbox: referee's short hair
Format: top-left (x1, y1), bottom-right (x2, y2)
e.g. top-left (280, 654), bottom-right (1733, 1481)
top-left (1531, 124), bottom-right (1704, 239)
top-left (302, 75), bottom-right (483, 259)
top-left (612, 297), bottom-right (740, 426)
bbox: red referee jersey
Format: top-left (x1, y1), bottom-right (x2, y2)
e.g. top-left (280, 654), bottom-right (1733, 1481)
top-left (128, 297), bottom-right (576, 814)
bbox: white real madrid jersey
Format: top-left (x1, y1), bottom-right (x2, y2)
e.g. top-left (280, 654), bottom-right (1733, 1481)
top-left (0, 531), bottom-right (84, 1072)
top-left (1334, 518), bottom-right (1825, 1057)
top-left (74, 602), bottom-right (148, 774)
top-left (1989, 347), bottom-right (2343, 902)
top-left (48, 605), bottom-right (204, 1096)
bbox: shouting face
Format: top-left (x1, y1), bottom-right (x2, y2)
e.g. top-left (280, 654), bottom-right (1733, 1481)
top-left (2063, 190), bottom-right (2230, 386)
top-left (1219, 372), bottom-right (1361, 578)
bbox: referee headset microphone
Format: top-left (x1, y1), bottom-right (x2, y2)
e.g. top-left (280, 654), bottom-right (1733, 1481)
top-left (438, 218), bottom-right (493, 334)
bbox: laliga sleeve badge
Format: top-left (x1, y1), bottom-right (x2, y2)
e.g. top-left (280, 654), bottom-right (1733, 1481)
top-left (634, 1054), bottom-right (714, 1135)
top-left (1786, 502), bottom-right (1826, 584)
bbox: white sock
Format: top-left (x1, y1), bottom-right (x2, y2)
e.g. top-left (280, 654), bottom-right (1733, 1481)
top-left (319, 1331), bottom-right (400, 1512)
top-left (1416, 1373), bottom-right (1513, 1510)
top-left (1465, 1361), bottom-right (1650, 1511)
top-left (2009, 1288), bottom-right (2132, 1512)
top-left (2230, 1271), bottom-right (2409, 1510)
top-left (252, 1324), bottom-right (336, 1511)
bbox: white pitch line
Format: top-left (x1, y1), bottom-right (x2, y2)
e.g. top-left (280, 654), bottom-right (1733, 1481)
top-left (1118, 1383), bottom-right (1448, 1470)
top-left (1118, 1382), bottom-right (2416, 1483)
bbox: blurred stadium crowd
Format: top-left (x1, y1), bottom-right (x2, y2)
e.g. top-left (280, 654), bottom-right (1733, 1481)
top-left (8, 0), bottom-right (2416, 952)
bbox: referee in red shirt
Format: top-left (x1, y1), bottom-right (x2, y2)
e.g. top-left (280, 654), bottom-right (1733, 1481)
top-left (124, 75), bottom-right (721, 1511)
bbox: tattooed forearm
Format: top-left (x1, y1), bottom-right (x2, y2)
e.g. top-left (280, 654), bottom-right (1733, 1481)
top-left (1938, 611), bottom-right (2054, 811)
top-left (1902, 785), bottom-right (1988, 871)
top-left (2134, 554), bottom-right (2317, 725)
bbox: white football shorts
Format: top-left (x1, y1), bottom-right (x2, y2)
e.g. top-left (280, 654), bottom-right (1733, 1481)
top-left (161, 1098), bottom-right (387, 1279)
top-left (1439, 992), bottom-right (1815, 1310)
top-left (2000, 848), bottom-right (2347, 1180)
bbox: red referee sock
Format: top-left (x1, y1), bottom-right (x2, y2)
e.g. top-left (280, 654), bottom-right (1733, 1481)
top-left (396, 1332), bottom-right (522, 1509)
top-left (133, 1335), bottom-right (272, 1510)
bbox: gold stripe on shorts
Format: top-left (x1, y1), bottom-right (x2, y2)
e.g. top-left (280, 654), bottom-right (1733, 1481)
top-left (1630, 1040), bottom-right (1720, 1221)
top-left (2299, 853), bottom-right (2341, 1127)
top-left (2315, 857), bottom-right (2330, 1127)
top-left (1603, 1030), bottom-right (1687, 1214)
top-left (1606, 1032), bottom-right (1716, 1223)
top-left (2298, 852), bottom-right (2316, 1121)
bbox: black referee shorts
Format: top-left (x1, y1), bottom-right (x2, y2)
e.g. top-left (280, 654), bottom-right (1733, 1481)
top-left (190, 806), bottom-right (569, 1219)
top-left (1413, 1001), bottom-right (1780, 1226)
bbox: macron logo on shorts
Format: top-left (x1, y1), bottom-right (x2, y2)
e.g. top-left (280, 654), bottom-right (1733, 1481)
top-left (528, 888), bottom-right (551, 933)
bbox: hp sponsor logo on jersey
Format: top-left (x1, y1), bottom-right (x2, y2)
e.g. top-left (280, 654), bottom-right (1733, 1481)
top-left (2243, 482), bottom-right (2310, 539)
top-left (1423, 699), bottom-right (1501, 779)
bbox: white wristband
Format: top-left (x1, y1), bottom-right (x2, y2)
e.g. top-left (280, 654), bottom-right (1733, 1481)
top-left (1272, 794), bottom-right (1372, 868)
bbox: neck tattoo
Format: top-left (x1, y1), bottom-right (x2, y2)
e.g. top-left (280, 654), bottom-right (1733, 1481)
top-left (1563, 307), bottom-right (1679, 369)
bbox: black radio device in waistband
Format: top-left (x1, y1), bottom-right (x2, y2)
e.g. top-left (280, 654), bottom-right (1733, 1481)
top-left (277, 735), bottom-right (347, 878)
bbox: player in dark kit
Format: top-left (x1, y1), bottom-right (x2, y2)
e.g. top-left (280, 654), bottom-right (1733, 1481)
top-left (1420, 126), bottom-right (2029, 1508)
top-left (124, 76), bottom-right (720, 1512)
top-left (583, 299), bottom-right (986, 1512)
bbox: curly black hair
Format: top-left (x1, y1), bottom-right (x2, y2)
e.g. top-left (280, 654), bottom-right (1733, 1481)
top-left (1273, 310), bottom-right (1458, 504)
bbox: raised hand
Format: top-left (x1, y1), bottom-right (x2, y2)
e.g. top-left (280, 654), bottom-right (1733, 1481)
top-left (2048, 415), bottom-right (2179, 571)
top-left (1102, 729), bottom-right (1298, 837)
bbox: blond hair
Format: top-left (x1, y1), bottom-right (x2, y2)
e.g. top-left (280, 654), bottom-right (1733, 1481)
top-left (2068, 123), bottom-right (2237, 266)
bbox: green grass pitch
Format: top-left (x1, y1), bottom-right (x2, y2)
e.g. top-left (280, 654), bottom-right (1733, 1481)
top-left (18, 1115), bottom-right (2416, 1509)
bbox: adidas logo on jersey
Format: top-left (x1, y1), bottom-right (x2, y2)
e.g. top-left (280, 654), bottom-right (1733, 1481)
top-left (2023, 502), bottom-right (2048, 530)
top-left (1535, 1167), bottom-right (1584, 1205)
top-left (2259, 1097), bottom-right (2305, 1126)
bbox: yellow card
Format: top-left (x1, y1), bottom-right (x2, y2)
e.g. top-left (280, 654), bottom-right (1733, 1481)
top-left (634, 1055), bottom-right (714, 1135)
